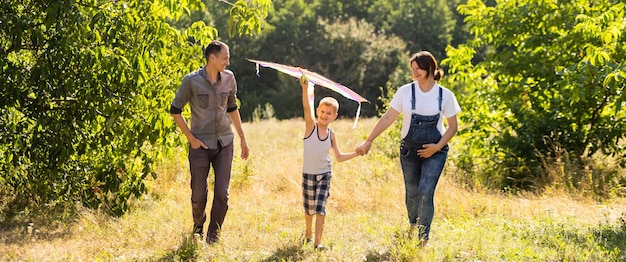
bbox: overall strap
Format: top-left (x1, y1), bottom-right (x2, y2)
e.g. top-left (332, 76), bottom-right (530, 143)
top-left (411, 83), bottom-right (416, 111)
top-left (412, 83), bottom-right (442, 112)
top-left (438, 86), bottom-right (442, 112)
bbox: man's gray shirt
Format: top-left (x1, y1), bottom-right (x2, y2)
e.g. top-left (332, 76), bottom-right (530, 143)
top-left (171, 67), bottom-right (238, 150)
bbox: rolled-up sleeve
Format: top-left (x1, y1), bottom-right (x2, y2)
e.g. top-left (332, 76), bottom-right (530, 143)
top-left (227, 76), bottom-right (238, 112)
top-left (171, 76), bottom-right (192, 112)
top-left (170, 105), bottom-right (183, 114)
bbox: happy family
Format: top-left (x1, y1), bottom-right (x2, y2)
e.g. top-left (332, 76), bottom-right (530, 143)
top-left (169, 40), bottom-right (461, 249)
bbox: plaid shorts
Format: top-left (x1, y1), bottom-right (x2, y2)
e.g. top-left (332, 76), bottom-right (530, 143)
top-left (302, 172), bottom-right (332, 216)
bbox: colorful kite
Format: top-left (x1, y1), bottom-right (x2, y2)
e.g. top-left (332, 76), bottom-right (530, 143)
top-left (248, 59), bottom-right (369, 128)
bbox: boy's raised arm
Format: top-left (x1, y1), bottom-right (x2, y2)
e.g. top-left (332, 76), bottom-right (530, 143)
top-left (301, 77), bottom-right (315, 133)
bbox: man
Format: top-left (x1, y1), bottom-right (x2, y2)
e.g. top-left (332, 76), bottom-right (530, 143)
top-left (170, 40), bottom-right (249, 244)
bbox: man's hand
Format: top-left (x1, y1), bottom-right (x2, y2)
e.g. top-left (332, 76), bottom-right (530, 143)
top-left (240, 140), bottom-right (249, 160)
top-left (190, 137), bottom-right (208, 150)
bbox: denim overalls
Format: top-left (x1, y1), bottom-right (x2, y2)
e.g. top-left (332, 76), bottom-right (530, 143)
top-left (400, 83), bottom-right (448, 241)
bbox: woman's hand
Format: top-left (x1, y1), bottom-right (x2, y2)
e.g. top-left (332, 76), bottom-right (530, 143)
top-left (356, 140), bottom-right (372, 156)
top-left (417, 143), bottom-right (440, 158)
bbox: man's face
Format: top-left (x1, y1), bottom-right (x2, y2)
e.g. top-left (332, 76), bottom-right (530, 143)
top-left (210, 48), bottom-right (230, 72)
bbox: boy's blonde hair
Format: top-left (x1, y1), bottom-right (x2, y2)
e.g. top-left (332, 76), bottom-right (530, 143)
top-left (318, 97), bottom-right (339, 113)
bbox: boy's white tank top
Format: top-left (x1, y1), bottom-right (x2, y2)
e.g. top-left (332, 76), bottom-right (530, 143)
top-left (302, 124), bottom-right (332, 174)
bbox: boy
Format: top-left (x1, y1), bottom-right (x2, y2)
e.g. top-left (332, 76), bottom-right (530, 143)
top-left (299, 76), bottom-right (359, 250)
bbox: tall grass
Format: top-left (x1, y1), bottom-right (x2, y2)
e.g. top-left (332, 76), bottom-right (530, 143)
top-left (1, 119), bottom-right (625, 261)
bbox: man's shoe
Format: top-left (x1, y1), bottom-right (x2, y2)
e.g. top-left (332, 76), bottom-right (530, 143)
top-left (206, 231), bottom-right (220, 245)
top-left (193, 225), bottom-right (204, 238)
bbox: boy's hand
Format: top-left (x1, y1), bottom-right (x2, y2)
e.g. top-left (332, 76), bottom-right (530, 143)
top-left (300, 75), bottom-right (307, 84)
top-left (356, 141), bottom-right (372, 155)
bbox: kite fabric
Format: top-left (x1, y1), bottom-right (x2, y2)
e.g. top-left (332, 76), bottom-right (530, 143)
top-left (247, 59), bottom-right (369, 128)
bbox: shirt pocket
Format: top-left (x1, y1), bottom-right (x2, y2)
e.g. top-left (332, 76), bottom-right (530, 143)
top-left (219, 91), bottom-right (230, 108)
top-left (197, 94), bottom-right (209, 109)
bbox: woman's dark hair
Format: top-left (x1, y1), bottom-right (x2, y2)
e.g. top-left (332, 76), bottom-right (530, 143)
top-left (409, 51), bottom-right (444, 81)
top-left (204, 40), bottom-right (228, 60)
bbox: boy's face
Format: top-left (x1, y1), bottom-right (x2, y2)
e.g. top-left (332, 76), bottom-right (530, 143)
top-left (316, 104), bottom-right (338, 125)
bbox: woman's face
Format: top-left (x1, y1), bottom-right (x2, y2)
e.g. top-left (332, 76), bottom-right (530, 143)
top-left (411, 61), bottom-right (428, 81)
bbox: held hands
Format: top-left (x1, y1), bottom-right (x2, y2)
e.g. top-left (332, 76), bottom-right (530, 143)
top-left (356, 140), bottom-right (372, 156)
top-left (355, 141), bottom-right (441, 157)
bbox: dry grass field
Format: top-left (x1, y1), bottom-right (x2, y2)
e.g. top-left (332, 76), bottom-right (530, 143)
top-left (1, 118), bottom-right (625, 261)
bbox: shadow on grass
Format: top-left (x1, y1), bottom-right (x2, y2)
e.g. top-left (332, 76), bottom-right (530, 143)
top-left (364, 249), bottom-right (391, 261)
top-left (155, 233), bottom-right (200, 262)
top-left (0, 209), bottom-right (74, 246)
top-left (548, 213), bottom-right (626, 260)
top-left (260, 240), bottom-right (309, 262)
top-left (589, 214), bottom-right (626, 258)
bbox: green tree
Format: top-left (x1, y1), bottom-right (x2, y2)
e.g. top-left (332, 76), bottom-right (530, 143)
top-left (314, 18), bottom-right (407, 117)
top-left (368, 0), bottom-right (456, 59)
top-left (211, 0), bottom-right (411, 120)
top-left (233, 0), bottom-right (315, 120)
top-left (0, 0), bottom-right (269, 220)
top-left (444, 0), bottom-right (626, 191)
top-left (314, 0), bottom-right (456, 59)
top-left (181, 0), bottom-right (470, 121)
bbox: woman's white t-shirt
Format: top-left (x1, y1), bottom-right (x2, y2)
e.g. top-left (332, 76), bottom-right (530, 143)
top-left (390, 82), bottom-right (461, 139)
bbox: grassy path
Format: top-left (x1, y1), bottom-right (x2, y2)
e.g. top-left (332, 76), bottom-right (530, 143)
top-left (2, 119), bottom-right (625, 261)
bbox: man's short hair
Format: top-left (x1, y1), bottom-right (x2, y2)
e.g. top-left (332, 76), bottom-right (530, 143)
top-left (204, 40), bottom-right (228, 60)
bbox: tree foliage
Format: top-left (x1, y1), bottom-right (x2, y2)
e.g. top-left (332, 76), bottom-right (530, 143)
top-left (313, 0), bottom-right (456, 60)
top-left (0, 0), bottom-right (269, 220)
top-left (3, 0), bottom-right (622, 223)
top-left (177, 0), bottom-right (467, 120)
top-left (444, 0), bottom-right (626, 191)
top-left (208, 0), bottom-right (428, 120)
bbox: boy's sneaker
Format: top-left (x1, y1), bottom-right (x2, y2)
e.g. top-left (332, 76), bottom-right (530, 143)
top-left (314, 244), bottom-right (327, 251)
top-left (193, 225), bottom-right (204, 238)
